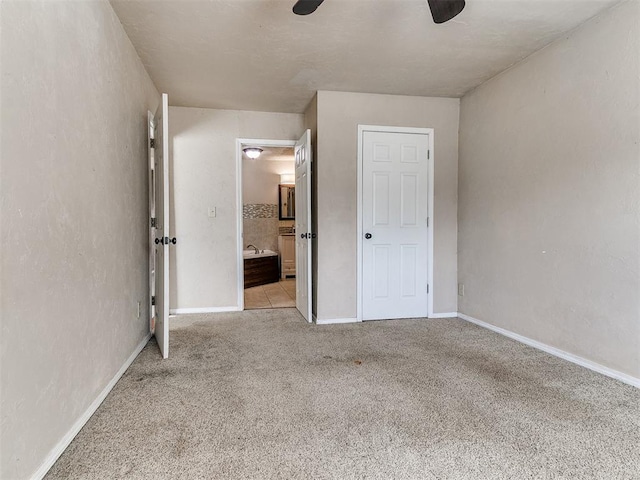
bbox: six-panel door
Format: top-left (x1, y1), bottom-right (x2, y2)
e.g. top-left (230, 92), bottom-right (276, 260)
top-left (362, 131), bottom-right (430, 320)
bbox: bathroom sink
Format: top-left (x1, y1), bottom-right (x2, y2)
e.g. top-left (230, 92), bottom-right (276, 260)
top-left (243, 249), bottom-right (277, 259)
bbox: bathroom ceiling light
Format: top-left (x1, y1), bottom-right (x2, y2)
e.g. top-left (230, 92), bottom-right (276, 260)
top-left (243, 147), bottom-right (263, 159)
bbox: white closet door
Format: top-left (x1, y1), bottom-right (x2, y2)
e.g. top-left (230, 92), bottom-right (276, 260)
top-left (362, 131), bottom-right (430, 320)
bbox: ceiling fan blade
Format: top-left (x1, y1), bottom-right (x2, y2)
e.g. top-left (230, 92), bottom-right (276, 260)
top-left (293, 0), bottom-right (325, 15)
top-left (427, 0), bottom-right (465, 24)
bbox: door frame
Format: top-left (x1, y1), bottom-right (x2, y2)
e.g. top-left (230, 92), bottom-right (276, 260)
top-left (148, 111), bottom-right (156, 333)
top-left (235, 138), bottom-right (297, 311)
top-left (356, 125), bottom-right (435, 321)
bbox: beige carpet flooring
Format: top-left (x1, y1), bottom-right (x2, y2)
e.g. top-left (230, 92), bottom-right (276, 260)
top-left (46, 310), bottom-right (639, 479)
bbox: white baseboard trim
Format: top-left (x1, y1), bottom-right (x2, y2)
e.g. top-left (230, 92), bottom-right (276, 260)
top-left (31, 332), bottom-right (152, 480)
top-left (458, 313), bottom-right (640, 389)
top-left (429, 312), bottom-right (459, 319)
top-left (315, 317), bottom-right (360, 325)
top-left (170, 306), bottom-right (241, 315)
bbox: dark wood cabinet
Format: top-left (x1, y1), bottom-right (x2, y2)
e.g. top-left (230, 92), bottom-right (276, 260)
top-left (244, 255), bottom-right (280, 288)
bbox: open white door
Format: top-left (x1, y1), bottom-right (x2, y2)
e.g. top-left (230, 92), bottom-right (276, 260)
top-left (148, 111), bottom-right (157, 334)
top-left (152, 93), bottom-right (170, 358)
top-left (295, 129), bottom-right (313, 322)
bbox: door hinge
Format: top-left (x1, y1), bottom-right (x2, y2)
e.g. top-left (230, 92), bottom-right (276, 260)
top-left (428, 150), bottom-right (430, 160)
top-left (151, 296), bottom-right (156, 306)
top-left (427, 284), bottom-right (430, 294)
top-left (151, 217), bottom-right (156, 228)
top-left (150, 138), bottom-right (155, 148)
top-left (426, 217), bottom-right (429, 228)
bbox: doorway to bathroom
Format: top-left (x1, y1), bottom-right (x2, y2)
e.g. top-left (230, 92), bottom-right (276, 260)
top-left (238, 140), bottom-right (297, 311)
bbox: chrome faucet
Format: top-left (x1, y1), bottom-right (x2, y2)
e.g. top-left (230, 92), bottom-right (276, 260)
top-left (246, 244), bottom-right (259, 254)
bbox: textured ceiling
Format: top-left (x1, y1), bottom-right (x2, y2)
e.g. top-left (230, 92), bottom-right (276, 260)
top-left (111, 0), bottom-right (619, 113)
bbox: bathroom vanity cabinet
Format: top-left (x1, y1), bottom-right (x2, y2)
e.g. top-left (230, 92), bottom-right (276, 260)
top-left (278, 234), bottom-right (296, 279)
top-left (244, 255), bottom-right (279, 288)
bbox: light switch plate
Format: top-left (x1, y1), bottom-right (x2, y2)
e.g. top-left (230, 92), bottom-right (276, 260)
top-left (208, 207), bottom-right (216, 218)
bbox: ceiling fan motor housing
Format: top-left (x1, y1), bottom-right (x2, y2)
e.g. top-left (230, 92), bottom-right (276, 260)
top-left (293, 0), bottom-right (465, 24)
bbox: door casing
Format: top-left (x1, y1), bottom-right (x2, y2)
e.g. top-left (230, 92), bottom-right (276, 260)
top-left (235, 138), bottom-right (297, 311)
top-left (356, 125), bottom-right (435, 321)
top-left (148, 111), bottom-right (156, 333)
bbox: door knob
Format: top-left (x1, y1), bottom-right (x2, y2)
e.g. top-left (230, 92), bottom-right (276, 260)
top-left (155, 237), bottom-right (177, 245)
top-left (301, 233), bottom-right (308, 239)
top-left (365, 233), bottom-right (372, 239)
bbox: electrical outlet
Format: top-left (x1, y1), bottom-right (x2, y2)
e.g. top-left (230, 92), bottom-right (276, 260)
top-left (137, 301), bottom-right (141, 319)
top-left (208, 206), bottom-right (216, 218)
top-left (458, 283), bottom-right (465, 296)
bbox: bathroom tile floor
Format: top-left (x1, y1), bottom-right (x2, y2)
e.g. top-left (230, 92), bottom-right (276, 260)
top-left (244, 279), bottom-right (296, 309)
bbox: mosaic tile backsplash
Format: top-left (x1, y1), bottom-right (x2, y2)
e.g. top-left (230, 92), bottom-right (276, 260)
top-left (243, 204), bottom-right (278, 219)
top-left (243, 204), bottom-right (293, 253)
top-left (244, 218), bottom-right (279, 252)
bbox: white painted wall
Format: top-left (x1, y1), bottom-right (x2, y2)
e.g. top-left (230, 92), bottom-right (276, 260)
top-left (243, 156), bottom-right (294, 205)
top-left (458, 1), bottom-right (640, 378)
top-left (315, 91), bottom-right (460, 320)
top-left (0, 1), bottom-right (159, 478)
top-left (169, 107), bottom-right (303, 310)
top-left (243, 154), bottom-right (295, 253)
